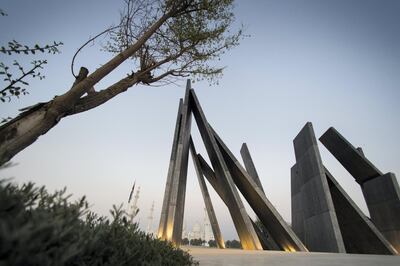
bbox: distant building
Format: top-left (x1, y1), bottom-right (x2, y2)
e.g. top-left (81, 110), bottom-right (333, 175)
top-left (182, 222), bottom-right (188, 240)
top-left (182, 208), bottom-right (215, 246)
top-left (191, 222), bottom-right (202, 240)
top-left (146, 201), bottom-right (155, 235)
top-left (203, 208), bottom-right (214, 246)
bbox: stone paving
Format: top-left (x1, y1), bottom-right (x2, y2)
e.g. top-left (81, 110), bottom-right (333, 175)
top-left (183, 246), bottom-right (400, 266)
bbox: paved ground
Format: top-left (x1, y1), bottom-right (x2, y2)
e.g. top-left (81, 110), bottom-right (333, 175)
top-left (183, 246), bottom-right (400, 266)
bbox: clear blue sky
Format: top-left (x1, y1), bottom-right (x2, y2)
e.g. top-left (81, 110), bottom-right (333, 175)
top-left (1, 0), bottom-right (399, 240)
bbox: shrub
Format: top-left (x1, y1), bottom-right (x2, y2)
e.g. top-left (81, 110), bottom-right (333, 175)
top-left (225, 239), bottom-right (241, 249)
top-left (182, 238), bottom-right (189, 245)
top-left (208, 240), bottom-right (217, 247)
top-left (0, 180), bottom-right (198, 265)
top-left (189, 238), bottom-right (204, 246)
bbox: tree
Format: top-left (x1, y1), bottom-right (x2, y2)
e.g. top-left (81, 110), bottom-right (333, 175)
top-left (0, 0), bottom-right (243, 166)
top-left (182, 238), bottom-right (189, 245)
top-left (208, 240), bottom-right (217, 247)
top-left (190, 238), bottom-right (203, 246)
top-left (225, 239), bottom-right (241, 249)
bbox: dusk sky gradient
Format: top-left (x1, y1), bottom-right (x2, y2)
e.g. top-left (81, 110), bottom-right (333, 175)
top-left (1, 0), bottom-right (399, 240)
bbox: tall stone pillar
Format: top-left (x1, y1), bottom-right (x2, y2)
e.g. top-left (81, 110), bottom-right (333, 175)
top-left (189, 137), bottom-right (225, 248)
top-left (157, 99), bottom-right (183, 240)
top-left (189, 89), bottom-right (262, 250)
top-left (240, 143), bottom-right (265, 194)
top-left (292, 122), bottom-right (345, 253)
top-left (212, 127), bottom-right (308, 252)
top-left (158, 81), bottom-right (192, 245)
top-left (197, 153), bottom-right (280, 250)
top-left (240, 143), bottom-right (280, 250)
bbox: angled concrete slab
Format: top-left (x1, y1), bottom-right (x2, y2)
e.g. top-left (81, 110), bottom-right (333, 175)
top-left (189, 137), bottom-right (225, 249)
top-left (319, 127), bottom-right (400, 252)
top-left (158, 98), bottom-right (183, 240)
top-left (197, 154), bottom-right (280, 251)
top-left (160, 81), bottom-right (192, 245)
top-left (240, 143), bottom-right (265, 194)
top-left (197, 154), bottom-right (222, 199)
top-left (291, 163), bottom-right (305, 242)
top-left (292, 122), bottom-right (345, 253)
top-left (211, 127), bottom-right (307, 252)
top-left (362, 172), bottom-right (400, 252)
top-left (251, 218), bottom-right (279, 251)
top-left (240, 143), bottom-right (281, 250)
top-left (325, 167), bottom-right (397, 255)
top-left (319, 127), bottom-right (382, 184)
top-left (189, 89), bottom-right (262, 250)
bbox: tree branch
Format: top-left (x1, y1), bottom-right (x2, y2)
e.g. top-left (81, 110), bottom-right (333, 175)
top-left (0, 41), bottom-right (63, 55)
top-left (0, 61), bottom-right (45, 94)
top-left (53, 8), bottom-right (178, 113)
top-left (71, 25), bottom-right (121, 78)
top-left (66, 74), bottom-right (139, 115)
top-left (148, 70), bottom-right (175, 83)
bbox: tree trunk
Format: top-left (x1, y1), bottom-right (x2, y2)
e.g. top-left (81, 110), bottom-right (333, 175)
top-left (0, 102), bottom-right (59, 165)
top-left (0, 10), bottom-right (176, 166)
top-left (0, 73), bottom-right (140, 166)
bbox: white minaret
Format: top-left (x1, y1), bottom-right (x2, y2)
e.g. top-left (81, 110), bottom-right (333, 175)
top-left (203, 207), bottom-right (214, 245)
top-left (128, 186), bottom-right (140, 223)
top-left (182, 221), bottom-right (188, 239)
top-left (146, 201), bottom-right (155, 234)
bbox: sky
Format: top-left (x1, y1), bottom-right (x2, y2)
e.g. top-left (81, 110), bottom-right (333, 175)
top-left (1, 0), bottom-right (400, 240)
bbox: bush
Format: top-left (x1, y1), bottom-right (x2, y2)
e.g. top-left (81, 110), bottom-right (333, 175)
top-left (208, 240), bottom-right (217, 247)
top-left (0, 180), bottom-right (198, 265)
top-left (225, 240), bottom-right (241, 249)
top-left (182, 238), bottom-right (189, 245)
top-left (189, 238), bottom-right (203, 246)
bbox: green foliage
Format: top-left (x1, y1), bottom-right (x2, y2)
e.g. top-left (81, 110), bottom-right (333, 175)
top-left (225, 239), bottom-right (241, 249)
top-left (0, 10), bottom-right (63, 103)
top-left (182, 237), bottom-right (189, 245)
top-left (0, 60), bottom-right (46, 102)
top-left (0, 41), bottom-right (63, 103)
top-left (189, 238), bottom-right (204, 246)
top-left (103, 0), bottom-right (245, 85)
top-left (0, 180), bottom-right (198, 265)
top-left (0, 40), bottom-right (63, 55)
top-left (208, 240), bottom-right (217, 247)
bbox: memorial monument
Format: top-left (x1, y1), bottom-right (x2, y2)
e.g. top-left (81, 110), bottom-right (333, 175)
top-left (157, 80), bottom-right (399, 255)
top-left (157, 80), bottom-right (306, 251)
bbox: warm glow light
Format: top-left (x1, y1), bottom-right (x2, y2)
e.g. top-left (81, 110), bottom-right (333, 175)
top-left (166, 222), bottom-right (174, 240)
top-left (240, 237), bottom-right (263, 250)
top-left (241, 239), bottom-right (252, 250)
top-left (393, 245), bottom-right (399, 255)
top-left (157, 227), bottom-right (164, 239)
top-left (284, 245), bottom-right (296, 252)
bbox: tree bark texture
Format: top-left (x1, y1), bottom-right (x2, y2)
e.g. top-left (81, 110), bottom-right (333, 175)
top-left (0, 11), bottom-right (175, 166)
